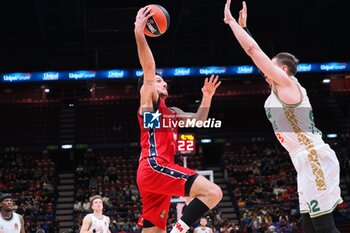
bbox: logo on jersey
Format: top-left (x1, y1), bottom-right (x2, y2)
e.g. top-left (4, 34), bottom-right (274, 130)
top-left (175, 223), bottom-right (184, 232)
top-left (144, 110), bottom-right (161, 129)
top-left (276, 133), bottom-right (285, 143)
top-left (160, 209), bottom-right (167, 219)
top-left (14, 223), bottom-right (19, 230)
top-left (137, 217), bottom-right (144, 227)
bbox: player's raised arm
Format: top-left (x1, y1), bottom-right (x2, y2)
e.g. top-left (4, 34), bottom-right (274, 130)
top-left (171, 75), bottom-right (221, 121)
top-left (224, 0), bottom-right (292, 87)
top-left (134, 7), bottom-right (158, 113)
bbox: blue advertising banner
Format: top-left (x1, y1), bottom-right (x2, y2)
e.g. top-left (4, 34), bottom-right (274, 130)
top-left (1, 62), bottom-right (349, 83)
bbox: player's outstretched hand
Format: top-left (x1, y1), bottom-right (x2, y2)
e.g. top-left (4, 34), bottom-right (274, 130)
top-left (224, 0), bottom-right (236, 24)
top-left (238, 1), bottom-right (247, 28)
top-left (202, 75), bottom-right (221, 97)
top-left (134, 7), bottom-right (155, 34)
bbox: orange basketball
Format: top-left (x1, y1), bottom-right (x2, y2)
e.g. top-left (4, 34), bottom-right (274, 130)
top-left (144, 4), bottom-right (170, 37)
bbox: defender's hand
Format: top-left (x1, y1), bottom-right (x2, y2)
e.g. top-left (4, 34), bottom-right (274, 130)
top-left (224, 0), bottom-right (236, 24)
top-left (238, 1), bottom-right (247, 28)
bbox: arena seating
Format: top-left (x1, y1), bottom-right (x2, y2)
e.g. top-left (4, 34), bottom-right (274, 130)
top-left (0, 100), bottom-right (61, 146)
top-left (76, 97), bottom-right (139, 144)
top-left (0, 153), bottom-right (57, 233)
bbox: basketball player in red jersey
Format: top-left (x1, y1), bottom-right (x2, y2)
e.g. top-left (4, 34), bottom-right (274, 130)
top-left (134, 7), bottom-right (222, 233)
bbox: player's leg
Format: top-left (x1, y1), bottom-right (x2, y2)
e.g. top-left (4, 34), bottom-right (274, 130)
top-left (300, 145), bottom-right (342, 233)
top-left (170, 173), bottom-right (222, 233)
top-left (311, 213), bottom-right (340, 233)
top-left (138, 159), bottom-right (222, 233)
top-left (137, 161), bottom-right (172, 233)
top-left (299, 190), bottom-right (317, 233)
top-left (187, 175), bottom-right (222, 209)
top-left (301, 213), bottom-right (317, 233)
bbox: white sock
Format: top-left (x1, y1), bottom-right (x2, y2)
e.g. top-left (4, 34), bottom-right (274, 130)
top-left (170, 219), bottom-right (189, 233)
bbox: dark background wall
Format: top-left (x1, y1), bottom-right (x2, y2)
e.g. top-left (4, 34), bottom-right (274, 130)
top-left (1, 0), bottom-right (350, 73)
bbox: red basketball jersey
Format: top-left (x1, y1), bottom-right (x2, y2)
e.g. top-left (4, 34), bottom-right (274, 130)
top-left (138, 98), bottom-right (178, 164)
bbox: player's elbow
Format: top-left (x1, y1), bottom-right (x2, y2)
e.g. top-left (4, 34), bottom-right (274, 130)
top-left (245, 44), bottom-right (261, 57)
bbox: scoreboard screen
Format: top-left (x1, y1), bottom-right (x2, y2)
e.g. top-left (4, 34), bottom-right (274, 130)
top-left (177, 134), bottom-right (195, 155)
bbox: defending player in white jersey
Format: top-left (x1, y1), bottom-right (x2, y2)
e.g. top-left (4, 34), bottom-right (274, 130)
top-left (0, 193), bottom-right (25, 233)
top-left (80, 195), bottom-right (111, 233)
top-left (194, 217), bottom-right (213, 233)
top-left (224, 1), bottom-right (342, 232)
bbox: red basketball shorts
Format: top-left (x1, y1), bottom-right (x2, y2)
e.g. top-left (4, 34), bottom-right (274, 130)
top-left (137, 157), bottom-right (197, 230)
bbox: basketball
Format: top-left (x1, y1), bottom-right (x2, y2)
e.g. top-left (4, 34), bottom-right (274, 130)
top-left (144, 4), bottom-right (170, 37)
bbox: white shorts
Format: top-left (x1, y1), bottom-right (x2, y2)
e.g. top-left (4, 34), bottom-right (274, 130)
top-left (290, 143), bottom-right (343, 218)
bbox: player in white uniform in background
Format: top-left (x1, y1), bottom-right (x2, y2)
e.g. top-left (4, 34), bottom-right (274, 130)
top-left (0, 193), bottom-right (25, 233)
top-left (80, 195), bottom-right (111, 233)
top-left (224, 1), bottom-right (342, 232)
top-left (194, 217), bottom-right (213, 233)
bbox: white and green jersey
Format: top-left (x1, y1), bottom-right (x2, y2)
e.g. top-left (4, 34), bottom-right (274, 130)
top-left (87, 214), bottom-right (110, 233)
top-left (264, 76), bottom-right (342, 218)
top-left (264, 76), bottom-right (323, 154)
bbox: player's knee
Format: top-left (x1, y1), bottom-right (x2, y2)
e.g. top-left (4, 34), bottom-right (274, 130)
top-left (208, 184), bottom-right (222, 203)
